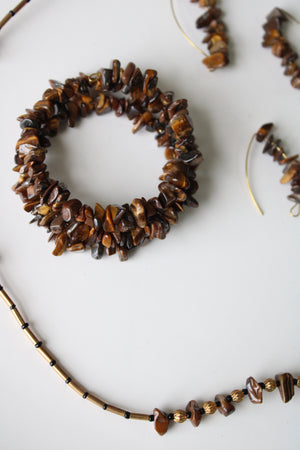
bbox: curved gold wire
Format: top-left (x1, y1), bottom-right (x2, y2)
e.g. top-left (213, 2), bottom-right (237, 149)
top-left (245, 133), bottom-right (264, 215)
top-left (290, 202), bottom-right (300, 217)
top-left (170, 0), bottom-right (208, 58)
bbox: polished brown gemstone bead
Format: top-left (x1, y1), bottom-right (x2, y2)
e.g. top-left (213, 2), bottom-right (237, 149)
top-left (143, 69), bottom-right (158, 94)
top-left (103, 205), bottom-right (117, 232)
top-left (186, 400), bottom-right (201, 427)
top-left (215, 394), bottom-right (235, 417)
top-left (272, 41), bottom-right (290, 58)
top-left (61, 199), bottom-right (82, 222)
top-left (69, 223), bottom-right (90, 243)
top-left (116, 246), bottom-right (128, 262)
top-left (202, 52), bottom-right (228, 71)
top-left (132, 112), bottom-right (153, 133)
top-left (102, 233), bottom-right (112, 248)
top-left (130, 199), bottom-right (146, 228)
top-left (121, 62), bottom-right (135, 86)
top-left (94, 203), bottom-right (105, 224)
top-left (34, 100), bottom-right (55, 119)
top-left (67, 242), bottom-right (85, 252)
top-left (150, 221), bottom-right (165, 240)
top-left (52, 231), bottom-right (68, 256)
top-left (95, 93), bottom-right (111, 114)
top-left (169, 112), bottom-right (193, 137)
top-left (280, 163), bottom-right (299, 184)
top-left (196, 8), bottom-right (222, 28)
top-left (246, 377), bottom-right (263, 404)
top-left (131, 227), bottom-right (145, 246)
top-left (153, 408), bottom-right (169, 436)
top-left (91, 242), bottom-right (104, 260)
top-left (275, 373), bottom-right (294, 403)
top-left (256, 123), bottom-right (273, 142)
top-left (160, 170), bottom-right (190, 189)
top-left (284, 62), bottom-right (297, 76)
top-left (112, 59), bottom-right (121, 84)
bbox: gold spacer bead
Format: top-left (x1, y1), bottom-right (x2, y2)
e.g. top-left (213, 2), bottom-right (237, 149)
top-left (173, 409), bottom-right (187, 423)
top-left (296, 377), bottom-right (300, 389)
top-left (264, 378), bottom-right (277, 392)
top-left (203, 401), bottom-right (217, 415)
top-left (231, 390), bottom-right (244, 403)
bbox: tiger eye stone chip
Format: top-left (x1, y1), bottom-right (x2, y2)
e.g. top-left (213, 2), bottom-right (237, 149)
top-left (275, 373), bottom-right (294, 403)
top-left (186, 400), bottom-right (202, 427)
top-left (246, 377), bottom-right (263, 404)
top-left (153, 408), bottom-right (169, 435)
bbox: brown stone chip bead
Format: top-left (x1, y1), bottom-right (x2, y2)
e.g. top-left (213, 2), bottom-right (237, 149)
top-left (202, 52), bottom-right (228, 71)
top-left (186, 400), bottom-right (202, 427)
top-left (275, 373), bottom-right (295, 403)
top-left (256, 123), bottom-right (273, 142)
top-left (153, 408), bottom-right (169, 436)
top-left (13, 60), bottom-right (202, 261)
top-left (215, 394), bottom-right (235, 417)
top-left (246, 377), bottom-right (263, 404)
top-left (262, 8), bottom-right (300, 90)
top-left (190, 0), bottom-right (230, 70)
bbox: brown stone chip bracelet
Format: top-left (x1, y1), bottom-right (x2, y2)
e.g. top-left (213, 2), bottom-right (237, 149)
top-left (12, 60), bottom-right (202, 261)
top-left (1, 283), bottom-right (299, 436)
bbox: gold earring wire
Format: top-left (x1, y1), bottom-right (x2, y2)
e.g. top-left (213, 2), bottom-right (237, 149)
top-left (0, 0), bottom-right (31, 32)
top-left (170, 0), bottom-right (208, 58)
top-left (245, 133), bottom-right (264, 215)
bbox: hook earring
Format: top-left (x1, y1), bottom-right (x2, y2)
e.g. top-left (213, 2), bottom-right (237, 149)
top-left (170, 0), bottom-right (229, 71)
top-left (245, 123), bottom-right (300, 217)
top-left (262, 8), bottom-right (300, 89)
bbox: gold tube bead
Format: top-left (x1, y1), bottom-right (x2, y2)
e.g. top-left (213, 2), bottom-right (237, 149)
top-left (203, 401), bottom-right (217, 415)
top-left (264, 378), bottom-right (277, 392)
top-left (231, 390), bottom-right (245, 403)
top-left (52, 364), bottom-right (69, 382)
top-left (106, 405), bottom-right (126, 417)
top-left (37, 346), bottom-right (53, 364)
top-left (173, 409), bottom-right (187, 423)
top-left (11, 307), bottom-right (26, 327)
top-left (68, 380), bottom-right (86, 397)
top-left (296, 377), bottom-right (300, 389)
top-left (86, 393), bottom-right (106, 409)
top-left (0, 289), bottom-right (15, 308)
top-left (23, 327), bottom-right (39, 346)
top-left (129, 412), bottom-right (150, 421)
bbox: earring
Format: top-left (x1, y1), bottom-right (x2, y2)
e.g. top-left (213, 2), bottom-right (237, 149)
top-left (170, 0), bottom-right (229, 71)
top-left (262, 8), bottom-right (300, 89)
top-left (245, 123), bottom-right (300, 217)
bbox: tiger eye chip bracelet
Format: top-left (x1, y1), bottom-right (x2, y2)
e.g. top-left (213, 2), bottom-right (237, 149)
top-left (1, 283), bottom-right (299, 436)
top-left (262, 8), bottom-right (300, 89)
top-left (190, 0), bottom-right (229, 70)
top-left (12, 60), bottom-right (202, 262)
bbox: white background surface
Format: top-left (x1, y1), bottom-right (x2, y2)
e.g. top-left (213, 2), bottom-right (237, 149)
top-left (0, 0), bottom-right (299, 449)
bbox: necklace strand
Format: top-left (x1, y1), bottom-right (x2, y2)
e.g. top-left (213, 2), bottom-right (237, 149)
top-left (1, 283), bottom-right (299, 435)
